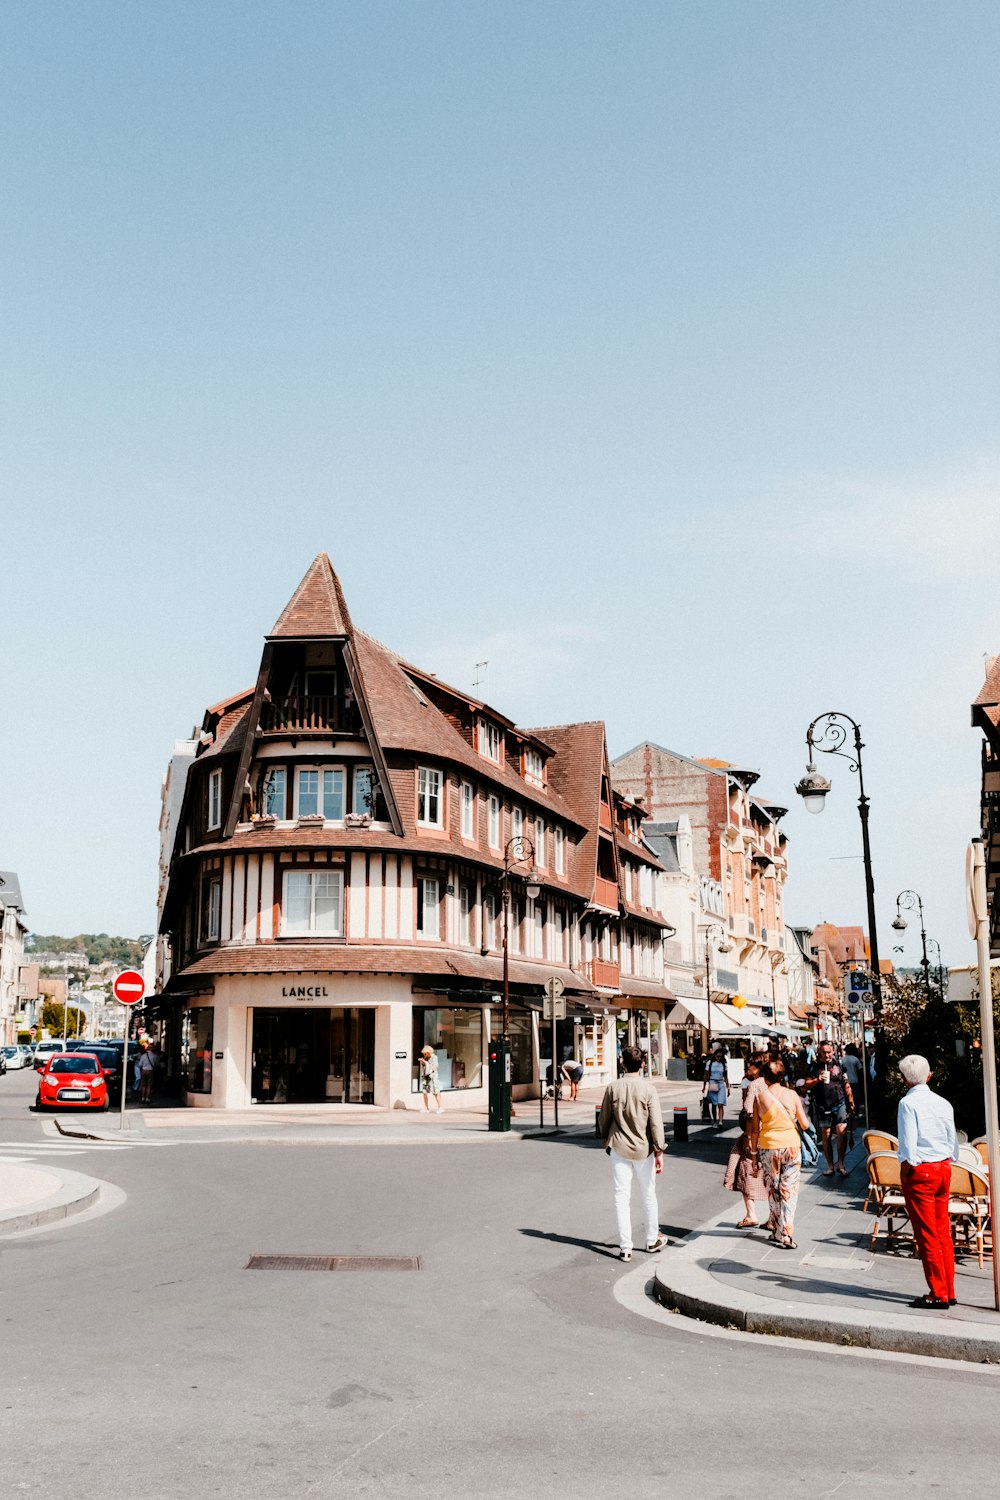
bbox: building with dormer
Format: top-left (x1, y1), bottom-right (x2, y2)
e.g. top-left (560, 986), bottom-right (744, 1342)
top-left (153, 555), bottom-right (674, 1109)
top-left (0, 871), bottom-right (29, 1045)
top-left (611, 744), bottom-right (792, 1051)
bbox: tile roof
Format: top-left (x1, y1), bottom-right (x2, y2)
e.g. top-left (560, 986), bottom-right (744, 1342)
top-left (269, 553), bottom-right (353, 639)
top-left (973, 654), bottom-right (1000, 730)
top-left (642, 824), bottom-right (681, 874)
top-left (525, 722), bottom-right (606, 897)
top-left (173, 944), bottom-right (592, 993)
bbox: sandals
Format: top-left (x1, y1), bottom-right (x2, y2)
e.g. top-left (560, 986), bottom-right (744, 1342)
top-left (736, 1217), bottom-right (757, 1228)
top-left (776, 1236), bottom-right (798, 1250)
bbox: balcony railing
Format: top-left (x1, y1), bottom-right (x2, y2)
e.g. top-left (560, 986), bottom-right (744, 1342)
top-left (582, 957), bottom-right (620, 990)
top-left (592, 876), bottom-right (620, 910)
top-left (259, 696), bottom-right (356, 734)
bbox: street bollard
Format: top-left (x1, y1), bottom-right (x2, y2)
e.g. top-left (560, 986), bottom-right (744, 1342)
top-left (595, 1106), bottom-right (602, 1139)
top-left (673, 1105), bottom-right (688, 1143)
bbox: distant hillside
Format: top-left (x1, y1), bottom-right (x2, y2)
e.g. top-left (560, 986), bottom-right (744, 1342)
top-left (26, 933), bottom-right (152, 967)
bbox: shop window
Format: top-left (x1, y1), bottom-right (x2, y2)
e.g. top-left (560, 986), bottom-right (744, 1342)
top-left (281, 869), bottom-right (344, 936)
top-left (411, 1007), bottom-right (483, 1091)
top-left (182, 1008), bottom-right (214, 1094)
top-left (507, 1010), bottom-right (533, 1085)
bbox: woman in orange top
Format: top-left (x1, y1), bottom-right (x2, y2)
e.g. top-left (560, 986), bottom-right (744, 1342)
top-left (749, 1058), bottom-right (812, 1249)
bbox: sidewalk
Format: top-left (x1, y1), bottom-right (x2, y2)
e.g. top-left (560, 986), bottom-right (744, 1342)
top-left (653, 1135), bottom-right (1000, 1364)
top-left (0, 1162), bottom-right (104, 1236)
top-left (54, 1077), bottom-right (709, 1146)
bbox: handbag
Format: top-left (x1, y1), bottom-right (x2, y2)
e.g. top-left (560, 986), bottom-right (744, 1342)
top-left (701, 1095), bottom-right (712, 1121)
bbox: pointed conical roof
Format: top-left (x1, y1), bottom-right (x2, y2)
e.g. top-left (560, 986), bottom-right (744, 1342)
top-left (268, 553), bottom-right (353, 639)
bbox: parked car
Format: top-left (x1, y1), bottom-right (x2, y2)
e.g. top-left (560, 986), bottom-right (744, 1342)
top-left (2, 1045), bottom-right (26, 1070)
top-left (31, 1041), bottom-right (68, 1069)
top-left (0, 1049), bottom-right (6, 1076)
top-left (35, 1053), bottom-right (109, 1111)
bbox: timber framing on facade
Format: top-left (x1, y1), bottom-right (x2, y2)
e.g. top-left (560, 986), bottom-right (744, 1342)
top-left (154, 554), bottom-right (675, 1109)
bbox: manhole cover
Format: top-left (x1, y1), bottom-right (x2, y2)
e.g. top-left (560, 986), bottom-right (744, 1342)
top-left (245, 1255), bottom-right (421, 1272)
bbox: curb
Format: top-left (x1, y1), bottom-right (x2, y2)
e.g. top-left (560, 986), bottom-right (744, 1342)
top-left (652, 1210), bottom-right (1000, 1366)
top-left (0, 1165), bottom-right (104, 1237)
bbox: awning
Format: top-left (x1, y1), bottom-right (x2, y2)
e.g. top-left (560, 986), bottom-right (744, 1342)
top-left (664, 997), bottom-right (777, 1038)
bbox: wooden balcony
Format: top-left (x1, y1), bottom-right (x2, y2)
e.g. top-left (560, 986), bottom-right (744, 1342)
top-left (583, 957), bottom-right (620, 990)
top-left (259, 696), bottom-right (358, 735)
top-left (598, 802), bottom-right (613, 832)
top-left (592, 876), bottom-right (620, 911)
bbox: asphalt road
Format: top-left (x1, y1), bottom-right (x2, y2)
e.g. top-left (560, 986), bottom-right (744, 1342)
top-left (1, 1066), bottom-right (997, 1499)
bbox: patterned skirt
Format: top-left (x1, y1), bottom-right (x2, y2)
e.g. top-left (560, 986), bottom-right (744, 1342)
top-left (723, 1133), bottom-right (768, 1201)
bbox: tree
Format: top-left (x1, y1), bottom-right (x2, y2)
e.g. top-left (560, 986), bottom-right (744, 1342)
top-left (878, 970), bottom-right (997, 1138)
top-left (40, 1000), bottom-right (84, 1039)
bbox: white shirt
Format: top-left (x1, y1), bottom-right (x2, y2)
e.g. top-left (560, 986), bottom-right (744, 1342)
top-left (896, 1083), bottom-right (959, 1166)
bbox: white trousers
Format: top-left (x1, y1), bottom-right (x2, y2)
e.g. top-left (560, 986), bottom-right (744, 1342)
top-left (610, 1149), bottom-right (659, 1252)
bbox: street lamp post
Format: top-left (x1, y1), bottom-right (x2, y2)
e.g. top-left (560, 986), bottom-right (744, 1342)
top-left (795, 711), bottom-right (887, 1117)
top-left (892, 890), bottom-right (931, 999)
top-left (490, 835), bottom-right (539, 1133)
top-left (700, 923), bottom-right (733, 1050)
top-left (927, 937), bottom-right (945, 996)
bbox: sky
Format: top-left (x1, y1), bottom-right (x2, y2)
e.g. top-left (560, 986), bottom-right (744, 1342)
top-left (2, 1), bottom-right (997, 972)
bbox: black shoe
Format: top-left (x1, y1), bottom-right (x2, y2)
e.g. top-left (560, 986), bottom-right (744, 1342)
top-left (949, 1297), bottom-right (958, 1306)
top-left (909, 1295), bottom-right (950, 1309)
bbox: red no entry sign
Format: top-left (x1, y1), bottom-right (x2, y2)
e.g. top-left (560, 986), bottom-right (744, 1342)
top-left (113, 970), bottom-right (145, 1006)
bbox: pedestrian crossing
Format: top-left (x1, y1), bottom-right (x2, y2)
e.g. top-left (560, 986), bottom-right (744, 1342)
top-left (0, 1137), bottom-right (132, 1165)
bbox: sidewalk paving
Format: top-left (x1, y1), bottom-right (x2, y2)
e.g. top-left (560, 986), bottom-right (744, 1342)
top-left (0, 1162), bottom-right (103, 1235)
top-left (53, 1076), bottom-right (709, 1146)
top-left (653, 1135), bottom-right (1000, 1364)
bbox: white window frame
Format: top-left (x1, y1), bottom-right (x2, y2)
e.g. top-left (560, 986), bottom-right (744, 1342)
top-left (417, 767), bottom-right (444, 828)
top-left (279, 868), bottom-right (344, 937)
top-left (353, 764), bottom-right (375, 816)
top-left (416, 876), bottom-right (440, 939)
top-left (477, 719), bottom-right (503, 763)
top-left (555, 827), bottom-right (565, 876)
top-left (207, 769), bottom-right (223, 831)
top-left (524, 749), bottom-right (544, 787)
top-left (204, 877), bottom-right (222, 942)
top-left (535, 816), bottom-right (546, 867)
top-left (511, 805), bottom-right (523, 842)
top-left (459, 885), bottom-right (472, 946)
top-left (262, 765), bottom-right (287, 819)
top-left (294, 764), bottom-right (346, 821)
top-left (460, 781), bottom-right (475, 839)
top-left (488, 795), bottom-right (500, 849)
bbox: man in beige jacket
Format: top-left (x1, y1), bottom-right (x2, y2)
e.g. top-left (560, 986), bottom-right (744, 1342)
top-left (598, 1044), bottom-right (668, 1261)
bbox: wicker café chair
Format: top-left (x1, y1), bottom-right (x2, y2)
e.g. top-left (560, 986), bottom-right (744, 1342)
top-left (949, 1164), bottom-right (991, 1269)
top-left (957, 1143), bottom-right (984, 1171)
top-left (863, 1129), bottom-right (899, 1158)
top-left (866, 1152), bottom-right (910, 1249)
top-left (970, 1138), bottom-right (990, 1170)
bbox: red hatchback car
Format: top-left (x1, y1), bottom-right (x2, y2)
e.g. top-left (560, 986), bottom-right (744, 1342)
top-left (36, 1052), bottom-right (110, 1111)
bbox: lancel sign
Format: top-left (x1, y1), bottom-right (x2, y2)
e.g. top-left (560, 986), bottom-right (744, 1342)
top-left (280, 985), bottom-right (330, 998)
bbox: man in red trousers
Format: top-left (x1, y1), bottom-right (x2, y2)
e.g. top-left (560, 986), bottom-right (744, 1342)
top-left (897, 1054), bottom-right (959, 1309)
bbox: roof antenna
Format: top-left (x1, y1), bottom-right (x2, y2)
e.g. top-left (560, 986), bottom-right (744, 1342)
top-left (473, 660), bottom-right (489, 698)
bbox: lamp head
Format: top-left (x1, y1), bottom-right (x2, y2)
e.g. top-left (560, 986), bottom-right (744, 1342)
top-left (524, 872), bottom-right (541, 901)
top-left (891, 915), bottom-right (907, 932)
top-left (795, 763), bottom-right (831, 814)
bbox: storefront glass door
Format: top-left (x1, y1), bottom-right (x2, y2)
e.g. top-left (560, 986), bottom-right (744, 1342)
top-left (251, 1008), bottom-right (375, 1104)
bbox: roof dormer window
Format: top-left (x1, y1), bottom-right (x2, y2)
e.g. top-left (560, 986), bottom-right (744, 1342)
top-left (524, 748), bottom-right (544, 787)
top-left (477, 719), bottom-right (503, 764)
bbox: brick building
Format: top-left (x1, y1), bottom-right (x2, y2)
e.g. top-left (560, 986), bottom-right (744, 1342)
top-left (611, 744), bottom-right (792, 1049)
top-left (153, 555), bottom-right (675, 1110)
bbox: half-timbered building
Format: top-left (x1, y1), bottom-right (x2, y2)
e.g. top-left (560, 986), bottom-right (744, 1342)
top-left (154, 555), bottom-right (673, 1109)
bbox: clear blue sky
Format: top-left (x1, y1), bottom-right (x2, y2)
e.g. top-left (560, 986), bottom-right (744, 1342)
top-left (2, 2), bottom-right (997, 970)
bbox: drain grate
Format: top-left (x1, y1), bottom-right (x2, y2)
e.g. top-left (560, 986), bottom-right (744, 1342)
top-left (246, 1254), bottom-right (421, 1272)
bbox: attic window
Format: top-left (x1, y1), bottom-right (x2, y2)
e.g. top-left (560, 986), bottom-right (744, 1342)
top-left (477, 720), bottom-right (503, 763)
top-left (523, 749), bottom-right (544, 787)
top-left (407, 679), bottom-right (430, 708)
